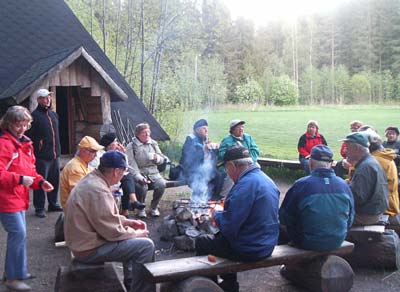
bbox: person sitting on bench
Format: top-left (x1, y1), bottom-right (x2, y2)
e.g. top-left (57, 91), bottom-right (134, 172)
top-left (195, 145), bottom-right (279, 292)
top-left (280, 145), bottom-right (355, 251)
top-left (341, 132), bottom-right (389, 225)
top-left (64, 151), bottom-right (156, 292)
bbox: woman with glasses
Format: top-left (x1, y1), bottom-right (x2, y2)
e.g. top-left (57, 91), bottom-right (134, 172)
top-left (0, 106), bottom-right (54, 291)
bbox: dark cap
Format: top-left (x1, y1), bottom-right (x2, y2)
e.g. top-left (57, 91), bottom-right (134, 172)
top-left (340, 132), bottom-right (370, 148)
top-left (100, 150), bottom-right (132, 169)
top-left (310, 145), bottom-right (333, 162)
top-left (385, 126), bottom-right (399, 136)
top-left (193, 119), bottom-right (208, 130)
top-left (100, 132), bottom-right (117, 148)
top-left (218, 145), bottom-right (251, 167)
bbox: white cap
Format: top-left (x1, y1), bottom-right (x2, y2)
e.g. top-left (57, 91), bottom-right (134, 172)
top-left (34, 89), bottom-right (53, 99)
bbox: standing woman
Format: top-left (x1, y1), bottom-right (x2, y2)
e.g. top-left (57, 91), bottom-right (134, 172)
top-left (0, 106), bottom-right (54, 291)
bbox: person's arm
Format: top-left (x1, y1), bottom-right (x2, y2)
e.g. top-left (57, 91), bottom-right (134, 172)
top-left (321, 134), bottom-right (328, 146)
top-left (278, 185), bottom-right (297, 230)
top-left (151, 141), bottom-right (168, 165)
top-left (349, 168), bottom-right (374, 207)
top-left (218, 137), bottom-right (229, 162)
top-left (246, 135), bottom-right (260, 162)
top-left (297, 134), bottom-right (309, 158)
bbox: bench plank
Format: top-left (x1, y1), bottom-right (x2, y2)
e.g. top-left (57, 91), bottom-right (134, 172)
top-left (257, 157), bottom-right (302, 170)
top-left (144, 241), bottom-right (354, 283)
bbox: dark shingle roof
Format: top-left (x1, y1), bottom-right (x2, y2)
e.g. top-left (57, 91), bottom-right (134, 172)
top-left (0, 0), bottom-right (169, 140)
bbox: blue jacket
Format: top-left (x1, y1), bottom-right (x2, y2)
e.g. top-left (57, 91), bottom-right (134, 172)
top-left (214, 165), bottom-right (280, 260)
top-left (279, 168), bottom-right (354, 251)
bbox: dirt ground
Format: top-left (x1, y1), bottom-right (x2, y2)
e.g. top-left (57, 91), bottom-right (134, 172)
top-left (1, 182), bottom-right (400, 292)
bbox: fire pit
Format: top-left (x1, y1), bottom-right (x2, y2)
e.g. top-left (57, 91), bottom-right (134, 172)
top-left (158, 198), bottom-right (223, 251)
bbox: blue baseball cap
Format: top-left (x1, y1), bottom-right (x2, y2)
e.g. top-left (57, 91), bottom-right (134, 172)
top-left (100, 150), bottom-right (132, 169)
top-left (310, 145), bottom-right (333, 162)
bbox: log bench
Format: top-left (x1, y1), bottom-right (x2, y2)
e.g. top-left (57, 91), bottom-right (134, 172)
top-left (257, 157), bottom-right (303, 170)
top-left (144, 241), bottom-right (355, 292)
top-left (345, 225), bottom-right (400, 269)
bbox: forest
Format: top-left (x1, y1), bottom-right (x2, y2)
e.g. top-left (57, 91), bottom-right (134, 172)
top-left (66, 0), bottom-right (400, 115)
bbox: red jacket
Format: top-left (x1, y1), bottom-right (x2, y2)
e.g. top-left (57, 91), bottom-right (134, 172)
top-left (297, 132), bottom-right (327, 159)
top-left (0, 130), bottom-right (43, 212)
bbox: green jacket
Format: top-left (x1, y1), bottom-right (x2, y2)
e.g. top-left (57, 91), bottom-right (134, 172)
top-left (218, 133), bottom-right (260, 163)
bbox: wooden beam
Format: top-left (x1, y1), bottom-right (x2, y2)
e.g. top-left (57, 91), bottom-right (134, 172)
top-left (257, 157), bottom-right (302, 170)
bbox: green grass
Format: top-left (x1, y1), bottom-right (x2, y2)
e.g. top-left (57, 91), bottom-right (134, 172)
top-left (173, 104), bottom-right (400, 160)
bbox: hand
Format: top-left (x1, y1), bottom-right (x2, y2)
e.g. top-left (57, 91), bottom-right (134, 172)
top-left (42, 181), bottom-right (54, 192)
top-left (305, 155), bottom-right (310, 159)
top-left (135, 229), bottom-right (150, 238)
top-left (342, 159), bottom-right (352, 170)
top-left (22, 176), bottom-right (35, 187)
top-left (129, 219), bottom-right (147, 230)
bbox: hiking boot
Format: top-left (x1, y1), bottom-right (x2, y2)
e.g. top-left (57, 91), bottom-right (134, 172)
top-left (138, 209), bottom-right (147, 218)
top-left (151, 208), bottom-right (160, 217)
top-left (218, 279), bottom-right (239, 292)
top-left (48, 205), bottom-right (63, 212)
top-left (5, 280), bottom-right (31, 291)
top-left (35, 211), bottom-right (46, 218)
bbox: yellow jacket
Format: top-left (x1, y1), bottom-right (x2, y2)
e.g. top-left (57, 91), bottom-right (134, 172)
top-left (372, 149), bottom-right (399, 216)
top-left (60, 156), bottom-right (92, 209)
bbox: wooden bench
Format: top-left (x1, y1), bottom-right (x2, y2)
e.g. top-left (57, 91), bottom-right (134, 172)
top-left (346, 225), bottom-right (400, 269)
top-left (257, 157), bottom-right (303, 170)
top-left (144, 241), bottom-right (354, 292)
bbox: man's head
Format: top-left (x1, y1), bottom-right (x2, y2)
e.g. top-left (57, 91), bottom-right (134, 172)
top-left (100, 132), bottom-right (118, 150)
top-left (34, 88), bottom-right (53, 109)
top-left (229, 119), bottom-right (245, 137)
top-left (77, 136), bottom-right (104, 163)
top-left (220, 145), bottom-right (252, 182)
top-left (306, 120), bottom-right (319, 136)
top-left (385, 126), bottom-right (399, 143)
top-left (340, 132), bottom-right (370, 164)
top-left (99, 150), bottom-right (131, 185)
top-left (309, 145), bottom-right (333, 171)
top-left (193, 119), bottom-right (208, 139)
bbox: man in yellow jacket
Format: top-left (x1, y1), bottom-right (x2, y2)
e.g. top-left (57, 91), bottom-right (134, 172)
top-left (60, 136), bottom-right (103, 209)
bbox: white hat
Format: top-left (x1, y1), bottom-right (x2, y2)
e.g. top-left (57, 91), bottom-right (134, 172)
top-left (34, 89), bottom-right (53, 99)
top-left (229, 119), bottom-right (245, 130)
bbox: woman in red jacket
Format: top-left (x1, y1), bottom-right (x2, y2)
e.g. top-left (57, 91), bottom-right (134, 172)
top-left (0, 106), bottom-right (53, 292)
top-left (297, 120), bottom-right (327, 175)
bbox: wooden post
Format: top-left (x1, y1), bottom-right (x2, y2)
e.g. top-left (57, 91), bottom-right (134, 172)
top-left (281, 255), bottom-right (354, 292)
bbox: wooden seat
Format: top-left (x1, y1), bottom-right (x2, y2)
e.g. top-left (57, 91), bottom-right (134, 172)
top-left (257, 157), bottom-right (302, 170)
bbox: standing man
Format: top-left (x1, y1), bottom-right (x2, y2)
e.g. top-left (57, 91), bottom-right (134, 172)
top-left (341, 132), bottom-right (389, 225)
top-left (64, 150), bottom-right (155, 292)
top-left (280, 145), bottom-right (354, 251)
top-left (26, 88), bottom-right (62, 218)
top-left (195, 145), bottom-right (279, 292)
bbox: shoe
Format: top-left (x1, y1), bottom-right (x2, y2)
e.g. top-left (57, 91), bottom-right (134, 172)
top-left (130, 201), bottom-right (146, 211)
top-left (3, 273), bottom-right (35, 281)
top-left (5, 280), bottom-right (31, 291)
top-left (138, 209), bottom-right (147, 218)
top-left (35, 211), bottom-right (46, 218)
top-left (151, 208), bottom-right (160, 217)
top-left (218, 279), bottom-right (239, 292)
top-left (48, 205), bottom-right (63, 212)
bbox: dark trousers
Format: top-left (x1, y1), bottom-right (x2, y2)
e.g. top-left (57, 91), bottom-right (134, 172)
top-left (120, 174), bottom-right (136, 211)
top-left (33, 158), bottom-right (60, 212)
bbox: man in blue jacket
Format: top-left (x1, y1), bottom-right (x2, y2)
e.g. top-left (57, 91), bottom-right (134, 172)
top-left (195, 145), bottom-right (280, 292)
top-left (279, 145), bottom-right (354, 251)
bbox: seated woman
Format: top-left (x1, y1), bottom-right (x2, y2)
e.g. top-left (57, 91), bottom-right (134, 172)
top-left (180, 119), bottom-right (223, 201)
top-left (126, 123), bottom-right (168, 218)
top-left (297, 120), bottom-right (327, 175)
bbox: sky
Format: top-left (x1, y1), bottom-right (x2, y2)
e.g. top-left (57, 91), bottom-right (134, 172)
top-left (223, 0), bottom-right (349, 26)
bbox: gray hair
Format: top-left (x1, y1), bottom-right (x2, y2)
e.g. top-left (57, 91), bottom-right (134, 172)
top-left (0, 105), bottom-right (32, 130)
top-left (310, 159), bottom-right (331, 169)
top-left (232, 157), bottom-right (253, 167)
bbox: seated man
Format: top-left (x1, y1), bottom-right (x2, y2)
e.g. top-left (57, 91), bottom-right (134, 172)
top-left (383, 126), bottom-right (400, 175)
top-left (280, 145), bottom-right (354, 251)
top-left (195, 145), bottom-right (279, 292)
top-left (60, 136), bottom-right (103, 209)
top-left (341, 132), bottom-right (389, 225)
top-left (64, 151), bottom-right (155, 292)
top-left (218, 119), bottom-right (259, 196)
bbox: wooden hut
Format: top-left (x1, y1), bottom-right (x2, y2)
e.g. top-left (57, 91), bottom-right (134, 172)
top-left (0, 0), bottom-right (169, 155)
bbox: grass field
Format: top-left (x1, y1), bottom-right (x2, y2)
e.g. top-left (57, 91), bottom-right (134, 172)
top-left (174, 104), bottom-right (400, 160)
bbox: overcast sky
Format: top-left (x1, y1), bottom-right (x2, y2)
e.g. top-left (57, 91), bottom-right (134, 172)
top-left (222, 0), bottom-right (349, 26)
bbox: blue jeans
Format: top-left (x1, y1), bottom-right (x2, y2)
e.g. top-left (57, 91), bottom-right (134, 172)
top-left (299, 157), bottom-right (311, 175)
top-left (0, 211), bottom-right (28, 280)
top-left (75, 238), bottom-right (156, 292)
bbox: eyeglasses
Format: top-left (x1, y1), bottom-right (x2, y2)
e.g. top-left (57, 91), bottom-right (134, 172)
top-left (85, 148), bottom-right (97, 154)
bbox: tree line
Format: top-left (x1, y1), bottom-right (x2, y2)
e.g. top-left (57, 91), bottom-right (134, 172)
top-left (66, 0), bottom-right (400, 113)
